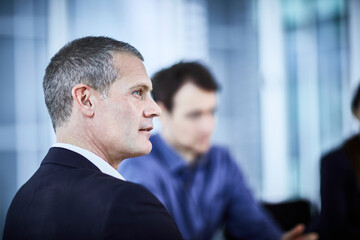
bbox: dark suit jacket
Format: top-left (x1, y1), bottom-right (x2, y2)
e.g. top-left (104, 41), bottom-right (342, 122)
top-left (3, 147), bottom-right (183, 240)
top-left (318, 135), bottom-right (360, 240)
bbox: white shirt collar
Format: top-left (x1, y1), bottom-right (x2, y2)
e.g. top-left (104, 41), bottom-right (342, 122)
top-left (52, 143), bottom-right (126, 181)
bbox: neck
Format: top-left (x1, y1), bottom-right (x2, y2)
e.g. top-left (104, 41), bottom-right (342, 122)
top-left (160, 132), bottom-right (197, 164)
top-left (56, 125), bottom-right (121, 170)
top-left (177, 149), bottom-right (197, 164)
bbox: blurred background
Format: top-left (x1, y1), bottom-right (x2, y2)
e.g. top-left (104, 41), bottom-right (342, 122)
top-left (1, 0), bottom-right (360, 236)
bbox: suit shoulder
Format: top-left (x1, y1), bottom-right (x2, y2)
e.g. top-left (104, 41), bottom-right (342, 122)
top-left (321, 147), bottom-right (346, 165)
top-left (103, 180), bottom-right (183, 239)
top-left (112, 180), bottom-right (158, 200)
top-left (321, 146), bottom-right (353, 175)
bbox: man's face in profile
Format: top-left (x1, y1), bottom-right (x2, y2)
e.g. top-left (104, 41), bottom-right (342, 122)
top-left (162, 81), bottom-right (217, 156)
top-left (91, 53), bottom-right (160, 161)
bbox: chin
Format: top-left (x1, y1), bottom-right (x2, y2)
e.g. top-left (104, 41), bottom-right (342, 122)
top-left (131, 142), bottom-right (152, 158)
top-left (193, 148), bottom-right (208, 156)
top-left (195, 144), bottom-right (211, 155)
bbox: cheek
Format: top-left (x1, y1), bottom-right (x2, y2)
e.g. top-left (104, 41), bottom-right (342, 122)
top-left (173, 120), bottom-right (197, 140)
top-left (100, 108), bottom-right (130, 140)
top-left (112, 101), bottom-right (139, 123)
top-left (208, 118), bottom-right (216, 132)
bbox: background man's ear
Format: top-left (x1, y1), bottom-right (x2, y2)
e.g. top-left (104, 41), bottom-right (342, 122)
top-left (72, 84), bottom-right (95, 117)
top-left (354, 108), bottom-right (360, 121)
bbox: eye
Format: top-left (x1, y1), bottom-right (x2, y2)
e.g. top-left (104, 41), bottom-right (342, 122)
top-left (187, 112), bottom-right (201, 120)
top-left (132, 89), bottom-right (142, 97)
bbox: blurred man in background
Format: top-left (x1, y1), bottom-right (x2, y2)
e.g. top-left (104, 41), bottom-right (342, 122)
top-left (3, 36), bottom-right (182, 240)
top-left (315, 83), bottom-right (360, 239)
top-left (119, 61), bottom-right (318, 240)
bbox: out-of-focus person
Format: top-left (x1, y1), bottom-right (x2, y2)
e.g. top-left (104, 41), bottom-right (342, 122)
top-left (119, 61), bottom-right (318, 240)
top-left (316, 83), bottom-right (360, 239)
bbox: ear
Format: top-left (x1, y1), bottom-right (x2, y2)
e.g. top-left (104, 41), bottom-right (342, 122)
top-left (355, 110), bottom-right (360, 121)
top-left (71, 84), bottom-right (96, 118)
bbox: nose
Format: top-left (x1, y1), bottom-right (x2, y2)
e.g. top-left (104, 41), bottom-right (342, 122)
top-left (144, 96), bottom-right (161, 118)
top-left (199, 115), bottom-right (215, 135)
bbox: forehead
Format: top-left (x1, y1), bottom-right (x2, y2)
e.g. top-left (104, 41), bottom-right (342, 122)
top-left (172, 82), bottom-right (217, 112)
top-left (112, 53), bottom-right (152, 89)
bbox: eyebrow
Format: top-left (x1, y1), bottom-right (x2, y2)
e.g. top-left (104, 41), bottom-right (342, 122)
top-left (130, 82), bottom-right (152, 92)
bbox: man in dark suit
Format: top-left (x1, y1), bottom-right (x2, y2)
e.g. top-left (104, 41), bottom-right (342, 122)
top-left (3, 36), bottom-right (183, 240)
top-left (315, 83), bottom-right (360, 239)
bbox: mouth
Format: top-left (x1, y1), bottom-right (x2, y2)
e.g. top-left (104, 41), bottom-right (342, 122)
top-left (138, 126), bottom-right (153, 139)
top-left (139, 127), bottom-right (153, 132)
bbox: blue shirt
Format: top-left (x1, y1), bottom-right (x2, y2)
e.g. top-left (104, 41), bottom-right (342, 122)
top-left (119, 134), bottom-right (282, 240)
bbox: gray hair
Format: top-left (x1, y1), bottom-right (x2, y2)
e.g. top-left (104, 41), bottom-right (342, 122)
top-left (43, 36), bottom-right (144, 131)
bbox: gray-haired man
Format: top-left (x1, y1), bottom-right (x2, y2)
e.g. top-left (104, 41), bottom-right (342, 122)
top-left (3, 36), bottom-right (182, 240)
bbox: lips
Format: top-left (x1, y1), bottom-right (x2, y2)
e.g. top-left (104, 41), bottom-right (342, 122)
top-left (139, 126), bottom-right (153, 132)
top-left (138, 125), bottom-right (153, 139)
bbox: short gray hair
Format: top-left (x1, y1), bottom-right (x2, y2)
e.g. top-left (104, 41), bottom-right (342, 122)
top-left (43, 36), bottom-right (144, 131)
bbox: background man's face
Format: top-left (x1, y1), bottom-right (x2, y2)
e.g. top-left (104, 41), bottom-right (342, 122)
top-left (163, 82), bottom-right (217, 157)
top-left (93, 53), bottom-right (160, 161)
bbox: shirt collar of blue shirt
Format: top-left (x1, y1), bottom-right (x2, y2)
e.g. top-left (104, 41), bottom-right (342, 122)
top-left (152, 134), bottom-right (208, 173)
